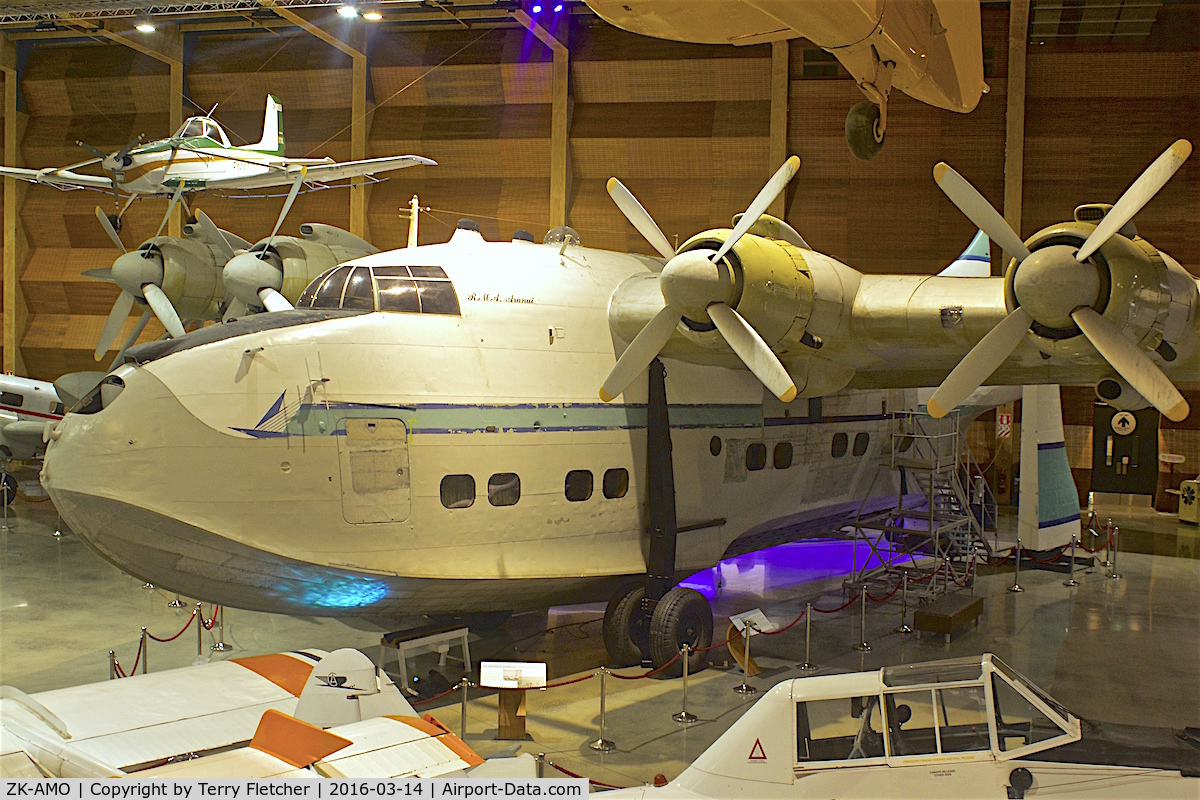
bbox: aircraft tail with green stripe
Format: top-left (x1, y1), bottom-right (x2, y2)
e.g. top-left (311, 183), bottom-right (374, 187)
top-left (249, 94), bottom-right (285, 157)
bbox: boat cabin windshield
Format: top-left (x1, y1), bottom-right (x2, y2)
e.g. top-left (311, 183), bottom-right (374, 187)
top-left (175, 117), bottom-right (231, 147)
top-left (793, 655), bottom-right (1079, 771)
top-left (297, 264), bottom-right (461, 316)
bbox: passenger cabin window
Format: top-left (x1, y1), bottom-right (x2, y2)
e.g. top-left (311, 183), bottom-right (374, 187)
top-left (796, 696), bottom-right (885, 762)
top-left (709, 436), bottom-right (722, 456)
top-left (831, 432), bottom-right (848, 458)
top-left (488, 473), bottom-right (520, 506)
top-left (565, 470), bottom-right (593, 502)
top-left (1, 391), bottom-right (23, 408)
top-left (746, 443), bottom-right (766, 471)
top-left (299, 264), bottom-right (461, 315)
top-left (603, 468), bottom-right (628, 499)
top-left (440, 475), bottom-right (475, 509)
top-left (52, 402), bottom-right (65, 416)
top-left (853, 432), bottom-right (870, 457)
top-left (774, 442), bottom-right (793, 469)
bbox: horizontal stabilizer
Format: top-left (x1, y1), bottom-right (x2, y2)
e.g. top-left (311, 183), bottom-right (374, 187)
top-left (249, 709), bottom-right (351, 768)
top-left (937, 229), bottom-right (991, 277)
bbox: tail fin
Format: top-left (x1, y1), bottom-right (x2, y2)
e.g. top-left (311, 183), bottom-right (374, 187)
top-left (249, 94), bottom-right (284, 156)
top-left (937, 229), bottom-right (991, 277)
top-left (1017, 384), bottom-right (1081, 551)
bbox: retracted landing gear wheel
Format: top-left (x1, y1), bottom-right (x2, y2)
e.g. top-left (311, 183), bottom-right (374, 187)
top-left (649, 587), bottom-right (712, 678)
top-left (602, 583), bottom-right (646, 666)
top-left (846, 100), bottom-right (885, 161)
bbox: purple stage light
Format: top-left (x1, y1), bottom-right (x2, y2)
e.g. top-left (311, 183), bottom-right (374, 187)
top-left (532, 4), bottom-right (542, 12)
top-left (553, 3), bottom-right (563, 10)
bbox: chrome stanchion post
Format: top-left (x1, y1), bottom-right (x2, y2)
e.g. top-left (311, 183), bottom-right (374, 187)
top-left (195, 603), bottom-right (204, 658)
top-left (211, 606), bottom-right (233, 652)
top-left (733, 622), bottom-right (758, 694)
top-left (2, 487), bottom-right (10, 532)
top-left (1109, 525), bottom-right (1123, 580)
top-left (895, 572), bottom-right (913, 633)
top-left (854, 586), bottom-right (871, 651)
top-left (589, 667), bottom-right (616, 752)
top-left (799, 603), bottom-right (816, 671)
top-left (1104, 518), bottom-right (1113, 568)
top-left (536, 753), bottom-right (546, 779)
top-left (1009, 538), bottom-right (1024, 593)
top-left (1064, 534), bottom-right (1079, 587)
top-left (108, 650), bottom-right (116, 680)
top-left (673, 645), bottom-right (697, 724)
top-left (140, 628), bottom-right (148, 675)
top-left (167, 594), bottom-right (185, 609)
top-left (459, 678), bottom-right (471, 740)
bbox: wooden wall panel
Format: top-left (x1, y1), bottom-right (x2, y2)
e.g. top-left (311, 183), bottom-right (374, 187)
top-left (8, 9), bottom-right (1199, 382)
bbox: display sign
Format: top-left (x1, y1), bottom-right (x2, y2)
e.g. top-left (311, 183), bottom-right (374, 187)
top-left (729, 608), bottom-right (774, 635)
top-left (479, 660), bottom-right (547, 689)
top-left (1112, 411), bottom-right (1137, 436)
top-left (996, 412), bottom-right (1012, 439)
top-left (1160, 453), bottom-right (1185, 465)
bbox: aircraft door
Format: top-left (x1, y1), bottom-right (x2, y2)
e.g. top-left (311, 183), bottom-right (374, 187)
top-left (337, 418), bottom-right (411, 524)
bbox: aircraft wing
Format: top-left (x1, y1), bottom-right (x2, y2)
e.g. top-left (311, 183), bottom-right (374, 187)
top-left (1, 421), bottom-right (50, 459)
top-left (0, 166), bottom-right (111, 191)
top-left (207, 155), bottom-right (436, 191)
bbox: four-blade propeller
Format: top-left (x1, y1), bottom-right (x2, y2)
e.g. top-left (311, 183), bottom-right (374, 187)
top-left (600, 156), bottom-right (801, 403)
top-left (222, 168), bottom-right (304, 317)
top-left (927, 140), bottom-right (1192, 422)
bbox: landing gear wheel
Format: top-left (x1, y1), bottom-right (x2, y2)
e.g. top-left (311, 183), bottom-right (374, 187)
top-left (602, 583), bottom-right (646, 666)
top-left (0, 472), bottom-right (16, 507)
top-left (648, 587), bottom-right (712, 678)
top-left (846, 100), bottom-right (885, 161)
top-left (107, 214), bottom-right (123, 234)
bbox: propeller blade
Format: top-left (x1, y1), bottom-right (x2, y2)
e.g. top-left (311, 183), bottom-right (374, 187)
top-left (599, 304), bottom-right (683, 402)
top-left (94, 291), bottom-right (136, 360)
top-left (81, 268), bottom-right (115, 283)
top-left (707, 302), bottom-right (797, 402)
top-left (108, 310), bottom-right (152, 371)
top-left (223, 297), bottom-right (249, 323)
top-left (193, 209), bottom-right (236, 261)
top-left (76, 141), bottom-right (107, 161)
top-left (933, 163), bottom-right (1031, 262)
top-left (153, 185), bottom-right (185, 240)
top-left (258, 287), bottom-right (294, 313)
top-left (266, 167), bottom-right (306, 249)
top-left (1076, 140), bottom-right (1192, 262)
top-left (142, 283), bottom-right (186, 338)
top-left (927, 307), bottom-right (1033, 418)
top-left (713, 155), bottom-right (801, 263)
top-left (1071, 306), bottom-right (1188, 421)
top-left (95, 207), bottom-right (126, 253)
top-left (606, 177), bottom-right (675, 260)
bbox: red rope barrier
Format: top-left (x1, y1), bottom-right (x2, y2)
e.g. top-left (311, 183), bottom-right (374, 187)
top-left (950, 560), bottom-right (976, 587)
top-left (545, 673), bottom-right (597, 688)
top-left (201, 605), bottom-right (220, 631)
top-left (763, 608), bottom-right (806, 636)
top-left (1025, 546), bottom-right (1068, 565)
top-left (866, 581), bottom-right (902, 604)
top-left (147, 611), bottom-right (196, 643)
top-left (128, 638), bottom-right (143, 676)
top-left (410, 684), bottom-right (462, 706)
top-left (985, 549), bottom-right (1015, 566)
top-left (1079, 533), bottom-right (1112, 554)
top-left (610, 650), bottom-right (682, 679)
top-left (813, 591), bottom-right (862, 613)
top-left (549, 760), bottom-right (628, 790)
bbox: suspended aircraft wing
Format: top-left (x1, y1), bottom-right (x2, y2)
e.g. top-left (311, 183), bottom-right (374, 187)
top-left (207, 155), bottom-right (436, 191)
top-left (0, 166), bottom-right (111, 191)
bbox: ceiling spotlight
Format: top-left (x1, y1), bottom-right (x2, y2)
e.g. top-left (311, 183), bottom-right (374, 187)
top-left (135, 21), bottom-right (155, 33)
top-left (531, 4), bottom-right (542, 13)
top-left (554, 3), bottom-right (563, 10)
top-left (363, 10), bottom-right (382, 20)
top-left (337, 5), bottom-right (358, 18)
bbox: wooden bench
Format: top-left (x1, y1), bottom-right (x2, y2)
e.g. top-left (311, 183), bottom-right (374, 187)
top-left (378, 624), bottom-right (471, 688)
top-left (913, 593), bottom-right (984, 643)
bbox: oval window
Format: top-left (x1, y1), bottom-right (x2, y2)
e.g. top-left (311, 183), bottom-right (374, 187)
top-left (603, 468), bottom-right (629, 499)
top-left (853, 432), bottom-right (870, 457)
top-left (773, 442), bottom-right (793, 469)
top-left (831, 432), bottom-right (848, 458)
top-left (488, 473), bottom-right (521, 507)
top-left (746, 443), bottom-right (767, 471)
top-left (565, 470), bottom-right (593, 502)
top-left (710, 436), bottom-right (722, 457)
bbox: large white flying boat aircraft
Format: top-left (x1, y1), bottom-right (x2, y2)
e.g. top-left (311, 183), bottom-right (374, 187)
top-left (41, 142), bottom-right (1195, 672)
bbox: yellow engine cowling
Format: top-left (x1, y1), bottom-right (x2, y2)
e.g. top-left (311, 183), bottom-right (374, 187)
top-left (155, 237), bottom-right (225, 321)
top-left (1006, 221), bottom-right (1197, 365)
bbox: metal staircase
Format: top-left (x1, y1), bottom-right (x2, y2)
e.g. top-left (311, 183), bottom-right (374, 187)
top-left (845, 411), bottom-right (997, 598)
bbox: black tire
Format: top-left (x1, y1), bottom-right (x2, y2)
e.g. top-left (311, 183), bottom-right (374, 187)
top-left (648, 587), bottom-right (712, 678)
top-left (0, 473), bottom-right (16, 508)
top-left (602, 583), bottom-right (646, 666)
top-left (845, 100), bottom-right (885, 161)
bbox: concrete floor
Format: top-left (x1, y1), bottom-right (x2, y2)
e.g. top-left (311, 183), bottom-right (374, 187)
top-left (2, 496), bottom-right (1199, 789)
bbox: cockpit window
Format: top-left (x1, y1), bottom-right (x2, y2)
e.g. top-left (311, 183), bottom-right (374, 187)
top-left (341, 267), bottom-right (375, 310)
top-left (297, 264), bottom-right (461, 316)
top-left (312, 266), bottom-right (352, 309)
top-left (178, 118), bottom-right (206, 138)
top-left (176, 117), bottom-right (230, 146)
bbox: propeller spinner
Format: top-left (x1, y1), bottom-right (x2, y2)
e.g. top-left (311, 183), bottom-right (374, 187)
top-left (927, 140), bottom-right (1192, 422)
top-left (222, 168), bottom-right (304, 316)
top-left (600, 157), bottom-right (802, 403)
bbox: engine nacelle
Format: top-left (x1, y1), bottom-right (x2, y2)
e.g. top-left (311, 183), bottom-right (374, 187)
top-left (146, 236), bottom-right (225, 321)
top-left (1095, 377), bottom-right (1151, 412)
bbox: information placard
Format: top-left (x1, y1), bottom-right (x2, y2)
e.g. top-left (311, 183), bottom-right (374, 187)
top-left (478, 661), bottom-right (547, 689)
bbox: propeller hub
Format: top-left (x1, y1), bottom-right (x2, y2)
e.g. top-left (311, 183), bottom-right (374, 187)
top-left (111, 250), bottom-right (163, 299)
top-left (1012, 244), bottom-right (1100, 330)
top-left (659, 249), bottom-right (734, 322)
top-left (224, 252), bottom-right (283, 308)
